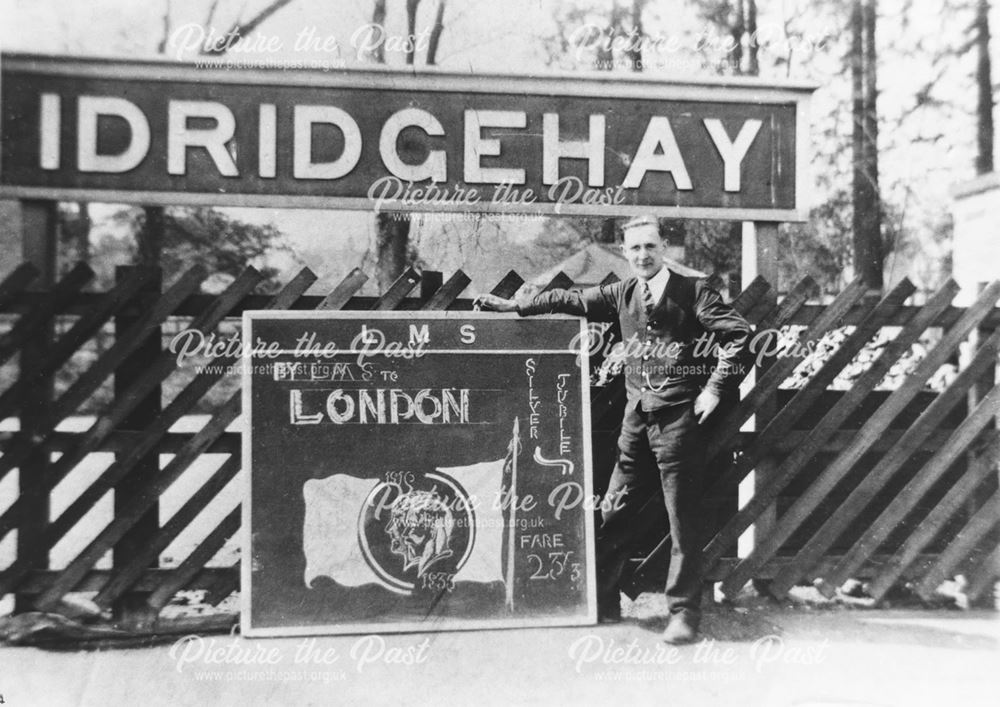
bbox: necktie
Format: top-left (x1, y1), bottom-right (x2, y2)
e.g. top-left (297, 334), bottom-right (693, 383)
top-left (640, 279), bottom-right (655, 317)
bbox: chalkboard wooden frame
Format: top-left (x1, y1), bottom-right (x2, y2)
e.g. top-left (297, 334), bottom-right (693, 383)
top-left (241, 310), bottom-right (596, 636)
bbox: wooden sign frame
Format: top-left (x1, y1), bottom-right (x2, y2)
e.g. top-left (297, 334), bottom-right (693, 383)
top-left (1, 52), bottom-right (812, 221)
top-left (241, 310), bottom-right (596, 636)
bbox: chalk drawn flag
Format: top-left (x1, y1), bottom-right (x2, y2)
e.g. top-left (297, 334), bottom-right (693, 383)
top-left (302, 421), bottom-right (520, 596)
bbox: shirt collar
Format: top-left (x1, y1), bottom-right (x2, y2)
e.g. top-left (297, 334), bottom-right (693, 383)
top-left (641, 265), bottom-right (671, 303)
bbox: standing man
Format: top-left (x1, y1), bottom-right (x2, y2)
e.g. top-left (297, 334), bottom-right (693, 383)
top-left (476, 215), bottom-right (751, 644)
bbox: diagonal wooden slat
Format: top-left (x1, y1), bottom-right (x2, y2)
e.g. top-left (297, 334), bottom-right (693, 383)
top-left (704, 277), bottom-right (869, 466)
top-left (0, 262), bottom-right (40, 310)
top-left (866, 434), bottom-right (1000, 602)
top-left (489, 270), bottom-right (525, 299)
top-left (0, 268), bottom-right (153, 420)
top-left (541, 271), bottom-right (574, 293)
top-left (15, 568), bottom-right (233, 595)
top-left (744, 275), bottom-right (814, 335)
top-left (202, 560), bottom-right (241, 606)
top-left (708, 278), bottom-right (915, 497)
top-left (419, 270), bottom-right (443, 301)
top-left (913, 490), bottom-right (1000, 601)
top-left (779, 382), bottom-right (1000, 599)
top-left (146, 505), bottom-right (242, 611)
top-left (372, 267), bottom-right (420, 310)
top-left (84, 268), bottom-right (314, 605)
top-left (92, 455), bottom-right (242, 608)
top-left (0, 269), bottom-right (313, 589)
top-left (0, 262), bottom-right (93, 366)
top-left (731, 275), bottom-right (774, 317)
top-left (0, 266), bottom-right (208, 482)
top-left (31, 393), bottom-right (242, 610)
top-left (0, 268), bottom-right (259, 546)
top-left (963, 542), bottom-right (1000, 604)
top-left (424, 270), bottom-right (471, 310)
top-left (317, 268), bottom-right (368, 310)
top-left (699, 279), bottom-right (959, 579)
top-left (804, 355), bottom-right (1000, 598)
top-left (717, 280), bottom-right (1000, 597)
top-left (720, 278), bottom-right (959, 495)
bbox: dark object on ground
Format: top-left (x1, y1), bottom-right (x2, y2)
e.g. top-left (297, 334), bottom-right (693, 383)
top-left (0, 611), bottom-right (237, 650)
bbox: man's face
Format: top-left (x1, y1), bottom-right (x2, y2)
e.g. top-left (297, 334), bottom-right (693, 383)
top-left (622, 225), bottom-right (666, 280)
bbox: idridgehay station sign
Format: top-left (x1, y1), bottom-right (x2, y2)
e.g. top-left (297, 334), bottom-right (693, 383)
top-left (1, 53), bottom-right (812, 220)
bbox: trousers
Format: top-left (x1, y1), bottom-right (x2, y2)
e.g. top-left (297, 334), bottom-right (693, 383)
top-left (596, 401), bottom-right (706, 617)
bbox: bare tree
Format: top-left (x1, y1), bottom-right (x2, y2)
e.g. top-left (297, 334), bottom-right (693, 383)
top-left (128, 0), bottom-right (299, 267)
top-left (974, 0), bottom-right (994, 174)
top-left (851, 0), bottom-right (883, 290)
top-left (372, 0), bottom-right (447, 292)
top-left (133, 0), bottom-right (298, 267)
top-left (693, 0), bottom-right (758, 75)
top-left (200, 0), bottom-right (297, 55)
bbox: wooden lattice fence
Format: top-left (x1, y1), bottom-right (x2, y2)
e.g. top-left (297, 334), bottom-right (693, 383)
top-left (0, 261), bottom-right (997, 633)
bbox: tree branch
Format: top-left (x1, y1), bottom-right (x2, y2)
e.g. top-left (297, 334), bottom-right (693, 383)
top-left (406, 0), bottom-right (421, 66)
top-left (427, 0), bottom-right (446, 65)
top-left (201, 0), bottom-right (296, 55)
top-left (203, 0), bottom-right (221, 29)
top-left (156, 0), bottom-right (173, 55)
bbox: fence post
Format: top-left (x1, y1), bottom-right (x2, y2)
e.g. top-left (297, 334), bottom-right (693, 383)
top-left (15, 200), bottom-right (57, 612)
top-left (965, 280), bottom-right (998, 607)
top-left (742, 222), bottom-right (780, 591)
top-left (112, 265), bottom-right (163, 628)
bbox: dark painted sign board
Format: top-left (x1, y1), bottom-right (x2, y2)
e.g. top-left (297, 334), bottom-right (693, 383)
top-left (1, 53), bottom-right (812, 220)
top-left (242, 311), bottom-right (595, 636)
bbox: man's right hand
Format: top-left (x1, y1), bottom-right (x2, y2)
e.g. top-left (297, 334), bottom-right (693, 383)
top-left (474, 294), bottom-right (518, 312)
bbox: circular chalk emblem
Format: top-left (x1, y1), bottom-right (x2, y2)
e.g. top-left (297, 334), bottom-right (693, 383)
top-left (358, 471), bottom-right (476, 594)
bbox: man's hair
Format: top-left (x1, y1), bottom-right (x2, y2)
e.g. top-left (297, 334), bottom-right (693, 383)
top-left (620, 214), bottom-right (664, 240)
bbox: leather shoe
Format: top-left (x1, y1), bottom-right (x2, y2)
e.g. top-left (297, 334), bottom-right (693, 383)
top-left (662, 611), bottom-right (699, 644)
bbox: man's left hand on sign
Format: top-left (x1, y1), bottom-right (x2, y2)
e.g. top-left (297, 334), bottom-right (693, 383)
top-left (474, 294), bottom-right (518, 312)
top-left (693, 388), bottom-right (720, 425)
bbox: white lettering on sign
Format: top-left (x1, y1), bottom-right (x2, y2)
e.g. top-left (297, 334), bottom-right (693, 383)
top-left (703, 118), bottom-right (762, 192)
top-left (525, 358), bottom-right (540, 441)
top-left (379, 108), bottom-right (447, 182)
top-left (258, 104), bottom-right (277, 179)
top-left (28, 87), bottom-right (779, 200)
top-left (408, 324), bottom-right (430, 346)
top-left (78, 96), bottom-right (151, 173)
top-left (518, 533), bottom-right (564, 548)
top-left (464, 110), bottom-right (527, 185)
top-left (556, 372), bottom-right (572, 455)
top-left (460, 324), bottom-right (476, 344)
top-left (293, 105), bottom-right (362, 179)
top-left (167, 100), bottom-right (238, 176)
top-left (542, 113), bottom-right (605, 187)
top-left (39, 94), bottom-right (61, 170)
top-left (289, 388), bottom-right (471, 425)
top-left (621, 116), bottom-right (693, 190)
top-left (289, 389), bottom-right (324, 425)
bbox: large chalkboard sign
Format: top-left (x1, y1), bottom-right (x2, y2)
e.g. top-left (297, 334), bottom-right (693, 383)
top-left (241, 311), bottom-right (595, 636)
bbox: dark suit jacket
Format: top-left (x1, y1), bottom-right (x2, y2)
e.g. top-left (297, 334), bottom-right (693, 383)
top-left (518, 270), bottom-right (752, 411)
